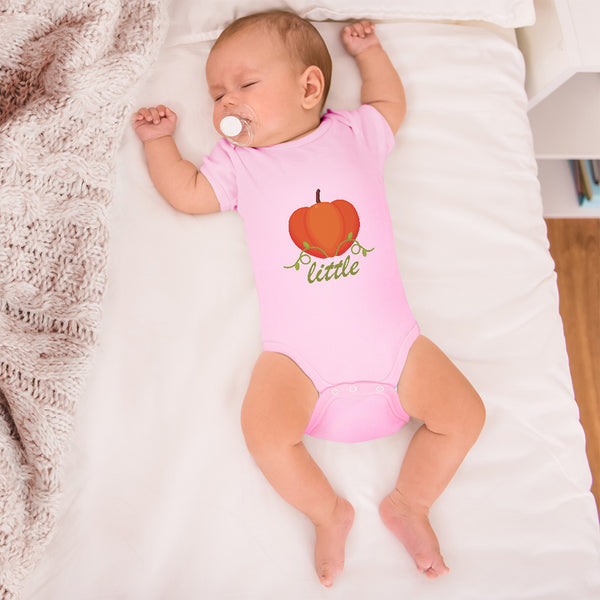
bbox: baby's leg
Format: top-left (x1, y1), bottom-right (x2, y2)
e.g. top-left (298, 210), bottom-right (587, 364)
top-left (241, 351), bottom-right (355, 587)
top-left (380, 336), bottom-right (485, 578)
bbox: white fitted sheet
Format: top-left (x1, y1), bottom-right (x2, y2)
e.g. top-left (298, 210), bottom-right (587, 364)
top-left (24, 16), bottom-right (600, 600)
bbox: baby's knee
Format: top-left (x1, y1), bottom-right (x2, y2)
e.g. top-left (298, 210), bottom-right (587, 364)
top-left (240, 402), bottom-right (266, 456)
top-left (461, 389), bottom-right (486, 444)
top-left (473, 392), bottom-right (486, 430)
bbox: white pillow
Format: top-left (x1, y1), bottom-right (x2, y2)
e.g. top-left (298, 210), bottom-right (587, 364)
top-left (166, 0), bottom-right (534, 45)
top-left (297, 0), bottom-right (534, 26)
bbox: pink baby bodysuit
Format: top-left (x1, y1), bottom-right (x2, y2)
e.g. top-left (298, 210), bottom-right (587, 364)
top-left (201, 105), bottom-right (419, 442)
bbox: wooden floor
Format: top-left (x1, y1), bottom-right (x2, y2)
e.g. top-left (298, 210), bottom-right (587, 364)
top-left (546, 219), bottom-right (600, 516)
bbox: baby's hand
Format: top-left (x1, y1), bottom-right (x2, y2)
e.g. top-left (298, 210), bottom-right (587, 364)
top-left (132, 105), bottom-right (177, 142)
top-left (341, 21), bottom-right (381, 57)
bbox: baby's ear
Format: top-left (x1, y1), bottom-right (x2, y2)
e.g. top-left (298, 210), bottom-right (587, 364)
top-left (300, 66), bottom-right (325, 110)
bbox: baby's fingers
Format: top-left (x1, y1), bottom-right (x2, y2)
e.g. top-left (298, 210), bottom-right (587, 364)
top-left (342, 24), bottom-right (359, 39)
top-left (163, 106), bottom-right (177, 121)
top-left (148, 106), bottom-right (163, 124)
top-left (134, 106), bottom-right (165, 124)
top-left (136, 107), bottom-right (158, 122)
top-left (134, 107), bottom-right (150, 121)
top-left (346, 20), bottom-right (375, 38)
top-left (156, 104), bottom-right (168, 118)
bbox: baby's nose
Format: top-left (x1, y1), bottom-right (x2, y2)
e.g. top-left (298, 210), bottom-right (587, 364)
top-left (222, 92), bottom-right (239, 107)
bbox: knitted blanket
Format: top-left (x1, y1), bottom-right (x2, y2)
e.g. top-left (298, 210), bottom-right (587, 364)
top-left (0, 1), bottom-right (166, 596)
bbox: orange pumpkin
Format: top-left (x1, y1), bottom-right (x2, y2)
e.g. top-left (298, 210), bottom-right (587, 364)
top-left (288, 189), bottom-right (360, 259)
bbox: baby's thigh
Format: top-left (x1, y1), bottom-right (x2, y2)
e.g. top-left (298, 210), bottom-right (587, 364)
top-left (241, 351), bottom-right (319, 446)
top-left (397, 336), bottom-right (484, 432)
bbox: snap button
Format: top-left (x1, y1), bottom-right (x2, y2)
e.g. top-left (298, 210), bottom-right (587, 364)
top-left (376, 385), bottom-right (384, 392)
top-left (349, 385), bottom-right (358, 393)
top-left (331, 388), bottom-right (339, 395)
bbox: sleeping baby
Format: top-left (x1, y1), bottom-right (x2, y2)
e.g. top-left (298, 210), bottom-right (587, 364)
top-left (132, 10), bottom-right (485, 588)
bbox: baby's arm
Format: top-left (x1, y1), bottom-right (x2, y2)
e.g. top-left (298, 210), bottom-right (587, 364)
top-left (133, 105), bottom-right (220, 214)
top-left (341, 21), bottom-right (406, 134)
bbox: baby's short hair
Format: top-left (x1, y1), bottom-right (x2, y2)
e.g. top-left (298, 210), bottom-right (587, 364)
top-left (213, 10), bottom-right (332, 108)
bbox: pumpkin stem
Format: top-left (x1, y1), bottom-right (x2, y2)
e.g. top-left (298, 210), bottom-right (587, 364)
top-left (316, 188), bottom-right (321, 203)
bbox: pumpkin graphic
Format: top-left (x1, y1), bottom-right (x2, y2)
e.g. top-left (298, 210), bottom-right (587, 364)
top-left (288, 189), bottom-right (360, 259)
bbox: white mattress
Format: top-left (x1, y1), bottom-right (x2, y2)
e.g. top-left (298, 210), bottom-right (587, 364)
top-left (24, 16), bottom-right (600, 600)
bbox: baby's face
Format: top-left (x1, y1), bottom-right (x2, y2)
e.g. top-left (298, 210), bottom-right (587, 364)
top-left (206, 27), bottom-right (309, 147)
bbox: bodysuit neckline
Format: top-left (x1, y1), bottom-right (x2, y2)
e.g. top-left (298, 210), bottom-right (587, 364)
top-left (259, 111), bottom-right (334, 152)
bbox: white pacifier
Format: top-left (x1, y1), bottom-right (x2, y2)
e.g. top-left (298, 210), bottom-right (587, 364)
top-left (220, 116), bottom-right (243, 137)
top-left (219, 104), bottom-right (257, 147)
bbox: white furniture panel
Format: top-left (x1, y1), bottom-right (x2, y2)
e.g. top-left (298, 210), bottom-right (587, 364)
top-left (517, 0), bottom-right (600, 216)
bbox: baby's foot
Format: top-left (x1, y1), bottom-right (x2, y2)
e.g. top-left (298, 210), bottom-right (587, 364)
top-left (314, 497), bottom-right (355, 587)
top-left (379, 490), bottom-right (449, 578)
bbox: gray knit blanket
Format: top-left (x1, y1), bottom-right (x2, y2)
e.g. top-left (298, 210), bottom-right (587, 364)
top-left (0, 1), bottom-right (166, 596)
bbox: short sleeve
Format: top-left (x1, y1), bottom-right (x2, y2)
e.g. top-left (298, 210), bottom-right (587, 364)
top-left (326, 104), bottom-right (395, 167)
top-left (199, 139), bottom-right (238, 212)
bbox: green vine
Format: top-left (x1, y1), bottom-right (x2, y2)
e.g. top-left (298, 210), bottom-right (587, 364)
top-left (351, 240), bottom-right (374, 257)
top-left (284, 239), bottom-right (373, 270)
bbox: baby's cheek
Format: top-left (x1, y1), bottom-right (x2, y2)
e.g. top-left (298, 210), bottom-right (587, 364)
top-left (212, 113), bottom-right (221, 134)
